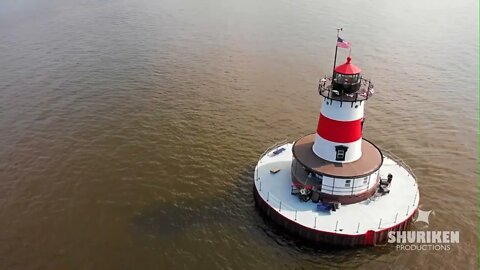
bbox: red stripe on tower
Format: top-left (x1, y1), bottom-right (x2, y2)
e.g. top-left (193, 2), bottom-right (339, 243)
top-left (316, 114), bottom-right (362, 143)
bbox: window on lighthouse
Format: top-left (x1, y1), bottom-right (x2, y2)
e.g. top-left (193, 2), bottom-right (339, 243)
top-left (335, 145), bottom-right (348, 161)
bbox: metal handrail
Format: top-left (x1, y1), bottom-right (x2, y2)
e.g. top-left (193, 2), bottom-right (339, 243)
top-left (256, 139), bottom-right (290, 183)
top-left (255, 143), bottom-right (416, 233)
top-left (318, 76), bottom-right (374, 102)
top-left (380, 148), bottom-right (417, 179)
top-left (258, 139), bottom-right (289, 160)
top-left (257, 130), bottom-right (311, 160)
top-left (259, 176), bottom-right (412, 232)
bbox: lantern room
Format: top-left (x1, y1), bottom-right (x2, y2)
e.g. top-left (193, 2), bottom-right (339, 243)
top-left (332, 57), bottom-right (362, 94)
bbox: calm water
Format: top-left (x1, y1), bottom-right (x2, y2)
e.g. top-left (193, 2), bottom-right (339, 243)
top-left (0, 0), bottom-right (478, 269)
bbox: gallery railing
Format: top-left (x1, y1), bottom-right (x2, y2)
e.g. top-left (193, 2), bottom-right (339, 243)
top-left (255, 141), bottom-right (419, 234)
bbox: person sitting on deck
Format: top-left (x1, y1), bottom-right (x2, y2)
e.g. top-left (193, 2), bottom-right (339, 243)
top-left (380, 173), bottom-right (393, 187)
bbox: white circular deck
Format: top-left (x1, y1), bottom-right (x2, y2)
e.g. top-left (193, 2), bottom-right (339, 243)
top-left (254, 143), bottom-right (419, 235)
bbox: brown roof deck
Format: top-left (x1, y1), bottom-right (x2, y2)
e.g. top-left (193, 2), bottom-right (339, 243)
top-left (292, 134), bottom-right (383, 178)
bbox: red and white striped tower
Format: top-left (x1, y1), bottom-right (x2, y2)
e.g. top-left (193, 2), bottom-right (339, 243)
top-left (313, 57), bottom-right (365, 163)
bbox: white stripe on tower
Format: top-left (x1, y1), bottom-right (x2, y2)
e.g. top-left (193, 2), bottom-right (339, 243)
top-left (321, 100), bottom-right (364, 121)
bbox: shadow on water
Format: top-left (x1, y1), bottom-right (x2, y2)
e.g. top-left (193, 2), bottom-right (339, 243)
top-left (130, 165), bottom-right (257, 237)
top-left (129, 163), bottom-right (393, 262)
top-left (130, 196), bottom-right (240, 237)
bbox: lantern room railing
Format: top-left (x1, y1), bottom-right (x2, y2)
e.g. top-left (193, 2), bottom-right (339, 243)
top-left (318, 76), bottom-right (375, 102)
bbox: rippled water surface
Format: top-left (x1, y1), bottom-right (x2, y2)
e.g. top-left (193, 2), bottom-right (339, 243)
top-left (0, 0), bottom-right (478, 269)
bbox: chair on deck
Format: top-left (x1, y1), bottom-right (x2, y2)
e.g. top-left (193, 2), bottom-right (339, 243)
top-left (378, 173), bottom-right (393, 195)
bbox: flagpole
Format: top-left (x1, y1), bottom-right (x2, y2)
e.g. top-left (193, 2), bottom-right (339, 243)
top-left (332, 28), bottom-right (342, 76)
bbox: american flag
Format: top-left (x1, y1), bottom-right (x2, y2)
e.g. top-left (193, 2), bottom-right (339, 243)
top-left (336, 37), bottom-right (350, 48)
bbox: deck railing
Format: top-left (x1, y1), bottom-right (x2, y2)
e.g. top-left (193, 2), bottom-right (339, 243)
top-left (258, 180), bottom-right (417, 233)
top-left (255, 139), bottom-right (290, 183)
top-left (255, 142), bottom-right (419, 234)
top-left (380, 148), bottom-right (417, 179)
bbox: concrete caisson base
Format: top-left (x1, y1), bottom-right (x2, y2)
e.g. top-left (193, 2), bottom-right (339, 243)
top-left (253, 185), bottom-right (416, 247)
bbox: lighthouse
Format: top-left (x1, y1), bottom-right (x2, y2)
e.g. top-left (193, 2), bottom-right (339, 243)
top-left (253, 35), bottom-right (419, 247)
top-left (291, 56), bottom-right (381, 205)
